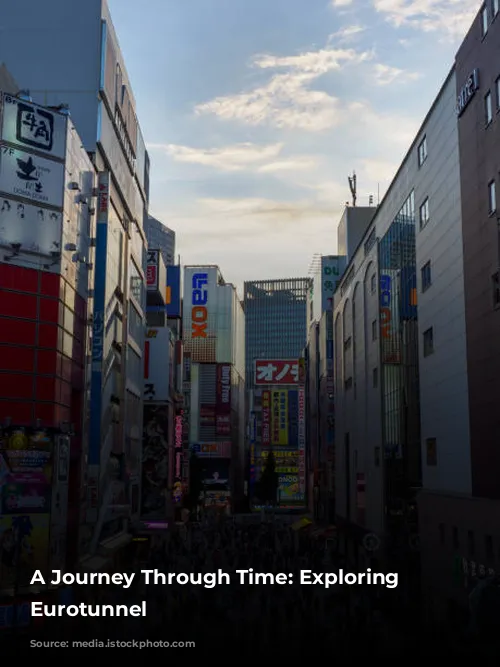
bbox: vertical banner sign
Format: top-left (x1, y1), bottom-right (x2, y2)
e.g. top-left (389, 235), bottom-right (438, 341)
top-left (146, 250), bottom-right (159, 291)
top-left (278, 390), bottom-right (288, 445)
top-left (216, 364), bottom-right (231, 436)
top-left (262, 391), bottom-right (271, 446)
top-left (298, 387), bottom-right (306, 494)
top-left (288, 390), bottom-right (298, 448)
top-left (165, 265), bottom-right (181, 318)
top-left (380, 273), bottom-right (400, 363)
top-left (249, 411), bottom-right (256, 492)
top-left (173, 412), bottom-right (183, 504)
top-left (271, 391), bottom-right (280, 445)
top-left (88, 171), bottom-right (109, 484)
top-left (192, 272), bottom-right (208, 339)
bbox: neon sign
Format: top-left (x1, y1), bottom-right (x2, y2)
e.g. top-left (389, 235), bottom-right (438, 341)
top-left (191, 273), bottom-right (208, 338)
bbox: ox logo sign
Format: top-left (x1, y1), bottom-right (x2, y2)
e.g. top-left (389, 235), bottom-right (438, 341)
top-left (191, 273), bottom-right (208, 338)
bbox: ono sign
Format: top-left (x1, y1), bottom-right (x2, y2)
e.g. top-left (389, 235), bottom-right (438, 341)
top-left (191, 273), bottom-right (208, 338)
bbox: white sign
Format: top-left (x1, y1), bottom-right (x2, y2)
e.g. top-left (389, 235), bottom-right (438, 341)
top-left (1, 93), bottom-right (67, 160)
top-left (0, 145), bottom-right (64, 208)
top-left (0, 197), bottom-right (62, 255)
top-left (456, 69), bottom-right (479, 117)
top-left (144, 327), bottom-right (171, 402)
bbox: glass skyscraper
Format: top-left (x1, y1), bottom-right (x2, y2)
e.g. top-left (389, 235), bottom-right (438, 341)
top-left (244, 278), bottom-right (311, 389)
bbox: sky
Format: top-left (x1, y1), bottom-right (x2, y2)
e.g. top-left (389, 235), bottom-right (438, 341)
top-left (108, 0), bottom-right (481, 291)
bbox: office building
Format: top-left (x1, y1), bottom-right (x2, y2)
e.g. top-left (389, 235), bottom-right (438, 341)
top-left (0, 0), bottom-right (150, 561)
top-left (146, 216), bottom-right (175, 268)
top-left (337, 206), bottom-right (376, 264)
top-left (418, 6), bottom-right (500, 622)
top-left (334, 65), bottom-right (465, 612)
top-left (0, 91), bottom-right (95, 579)
top-left (182, 266), bottom-right (245, 509)
top-left (244, 278), bottom-right (310, 390)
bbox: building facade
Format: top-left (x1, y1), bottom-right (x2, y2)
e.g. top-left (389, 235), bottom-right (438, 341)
top-left (334, 67), bottom-right (465, 612)
top-left (0, 92), bottom-right (95, 580)
top-left (419, 4), bottom-right (500, 623)
top-left (182, 266), bottom-right (245, 510)
top-left (0, 0), bottom-right (151, 559)
top-left (146, 216), bottom-right (175, 268)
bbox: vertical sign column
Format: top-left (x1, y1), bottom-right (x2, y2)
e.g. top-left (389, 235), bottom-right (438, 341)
top-left (87, 171), bottom-right (110, 523)
top-left (298, 387), bottom-right (306, 495)
top-left (261, 391), bottom-right (270, 447)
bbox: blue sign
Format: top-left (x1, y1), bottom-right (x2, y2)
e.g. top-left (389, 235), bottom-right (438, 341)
top-left (166, 265), bottom-right (181, 318)
top-left (88, 172), bottom-right (110, 466)
top-left (288, 390), bottom-right (298, 448)
top-left (399, 267), bottom-right (417, 320)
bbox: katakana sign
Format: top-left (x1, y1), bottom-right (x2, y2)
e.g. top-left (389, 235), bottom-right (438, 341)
top-left (255, 360), bottom-right (299, 385)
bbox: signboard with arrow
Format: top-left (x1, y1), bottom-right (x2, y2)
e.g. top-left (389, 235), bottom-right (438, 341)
top-left (0, 145), bottom-right (65, 209)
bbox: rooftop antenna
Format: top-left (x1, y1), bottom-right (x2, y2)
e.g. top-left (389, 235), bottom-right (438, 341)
top-left (348, 171), bottom-right (357, 207)
top-left (369, 194), bottom-right (374, 206)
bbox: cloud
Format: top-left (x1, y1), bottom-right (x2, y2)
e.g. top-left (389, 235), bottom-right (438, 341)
top-left (149, 142), bottom-right (283, 171)
top-left (372, 0), bottom-right (480, 39)
top-left (372, 63), bottom-right (421, 85)
top-left (328, 25), bottom-right (367, 44)
top-left (331, 0), bottom-right (354, 6)
top-left (197, 196), bottom-right (334, 221)
top-left (359, 158), bottom-right (398, 185)
top-left (195, 46), bottom-right (374, 131)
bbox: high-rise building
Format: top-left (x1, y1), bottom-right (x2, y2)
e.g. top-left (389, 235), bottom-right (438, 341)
top-left (336, 206), bottom-right (376, 264)
top-left (334, 66), bottom-right (463, 610)
top-left (0, 91), bottom-right (95, 580)
top-left (0, 0), bottom-right (150, 560)
top-left (182, 266), bottom-right (245, 509)
top-left (244, 278), bottom-right (311, 390)
top-left (146, 216), bottom-right (175, 268)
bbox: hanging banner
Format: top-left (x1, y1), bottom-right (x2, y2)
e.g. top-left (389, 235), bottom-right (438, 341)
top-left (298, 387), bottom-right (306, 494)
top-left (216, 363), bottom-right (231, 436)
top-left (262, 391), bottom-right (271, 446)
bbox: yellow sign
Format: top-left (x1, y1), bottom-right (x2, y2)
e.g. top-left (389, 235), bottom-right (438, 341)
top-left (278, 390), bottom-right (288, 445)
top-left (146, 329), bottom-right (158, 338)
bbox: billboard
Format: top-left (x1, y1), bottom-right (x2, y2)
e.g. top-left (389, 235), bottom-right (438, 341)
top-left (146, 250), bottom-right (159, 291)
top-left (0, 198), bottom-right (62, 260)
top-left (216, 363), bottom-right (231, 436)
top-left (261, 450), bottom-right (299, 473)
top-left (142, 404), bottom-right (169, 515)
top-left (143, 327), bottom-right (171, 402)
top-left (88, 171), bottom-right (110, 468)
top-left (255, 360), bottom-right (299, 386)
top-left (0, 145), bottom-right (65, 209)
top-left (1, 480), bottom-right (51, 515)
top-left (166, 265), bottom-right (181, 318)
top-left (271, 390), bottom-right (288, 446)
top-left (288, 390), bottom-right (299, 448)
top-left (173, 411), bottom-right (183, 504)
top-left (298, 387), bottom-right (306, 494)
top-left (262, 390), bottom-right (271, 446)
top-left (320, 256), bottom-right (346, 312)
top-left (380, 270), bottom-right (401, 364)
top-left (183, 267), bottom-right (217, 362)
top-left (278, 474), bottom-right (302, 502)
top-left (190, 442), bottom-right (231, 458)
top-left (1, 93), bottom-right (67, 160)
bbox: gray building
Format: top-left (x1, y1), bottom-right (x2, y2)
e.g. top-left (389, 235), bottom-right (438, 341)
top-left (0, 0), bottom-right (150, 558)
top-left (337, 206), bottom-right (376, 264)
top-left (146, 216), bottom-right (176, 268)
top-left (244, 278), bottom-right (311, 390)
top-left (333, 67), bottom-right (467, 609)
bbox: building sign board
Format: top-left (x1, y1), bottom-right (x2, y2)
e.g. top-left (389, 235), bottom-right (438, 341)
top-left (456, 69), bottom-right (479, 117)
top-left (255, 360), bottom-right (299, 385)
top-left (0, 146), bottom-right (64, 208)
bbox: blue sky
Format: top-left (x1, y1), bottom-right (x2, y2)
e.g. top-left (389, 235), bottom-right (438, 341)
top-left (109, 0), bottom-right (480, 291)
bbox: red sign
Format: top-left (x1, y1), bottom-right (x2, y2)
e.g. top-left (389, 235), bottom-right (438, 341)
top-left (255, 360), bottom-right (299, 385)
top-left (216, 414), bottom-right (230, 436)
top-left (262, 390), bottom-right (270, 446)
top-left (147, 250), bottom-right (159, 290)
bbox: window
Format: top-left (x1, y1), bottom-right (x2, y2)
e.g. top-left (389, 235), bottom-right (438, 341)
top-left (423, 327), bottom-right (434, 357)
top-left (492, 272), bottom-right (500, 307)
top-left (373, 367), bottom-right (378, 388)
top-left (371, 319), bottom-right (377, 341)
top-left (467, 530), bottom-right (475, 557)
top-left (439, 523), bottom-right (445, 545)
top-left (452, 527), bottom-right (459, 549)
top-left (370, 273), bottom-right (376, 294)
top-left (418, 136), bottom-right (427, 166)
top-left (426, 437), bottom-right (437, 465)
top-left (488, 180), bottom-right (496, 213)
top-left (421, 261), bottom-right (432, 292)
top-left (485, 535), bottom-right (494, 560)
top-left (493, 0), bottom-right (499, 19)
top-left (485, 91), bottom-right (493, 125)
top-left (419, 197), bottom-right (430, 229)
top-left (482, 5), bottom-right (489, 35)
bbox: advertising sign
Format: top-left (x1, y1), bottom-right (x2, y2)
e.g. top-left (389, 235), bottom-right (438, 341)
top-left (399, 267), bottom-right (417, 320)
top-left (1, 481), bottom-right (51, 515)
top-left (321, 256), bottom-right (345, 311)
top-left (216, 363), bottom-right (231, 436)
top-left (0, 513), bottom-right (50, 588)
top-left (166, 265), bottom-right (181, 318)
top-left (203, 459), bottom-right (230, 491)
top-left (380, 272), bottom-right (401, 364)
top-left (456, 68), bottom-right (479, 117)
top-left (0, 145), bottom-right (65, 209)
top-left (190, 442), bottom-right (231, 458)
top-left (143, 327), bottom-right (171, 402)
top-left (0, 449), bottom-right (51, 479)
top-left (288, 390), bottom-right (298, 448)
top-left (173, 412), bottom-right (183, 504)
top-left (0, 198), bottom-right (62, 258)
top-left (191, 272), bottom-right (208, 339)
top-left (142, 404), bottom-right (169, 516)
top-left (146, 250), bottom-right (159, 291)
top-left (255, 360), bottom-right (299, 385)
top-left (1, 93), bottom-right (67, 159)
top-left (278, 474), bottom-right (302, 501)
top-left (298, 387), bottom-right (306, 494)
top-left (88, 171), bottom-right (110, 468)
top-left (271, 390), bottom-right (288, 446)
top-left (262, 390), bottom-right (271, 446)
